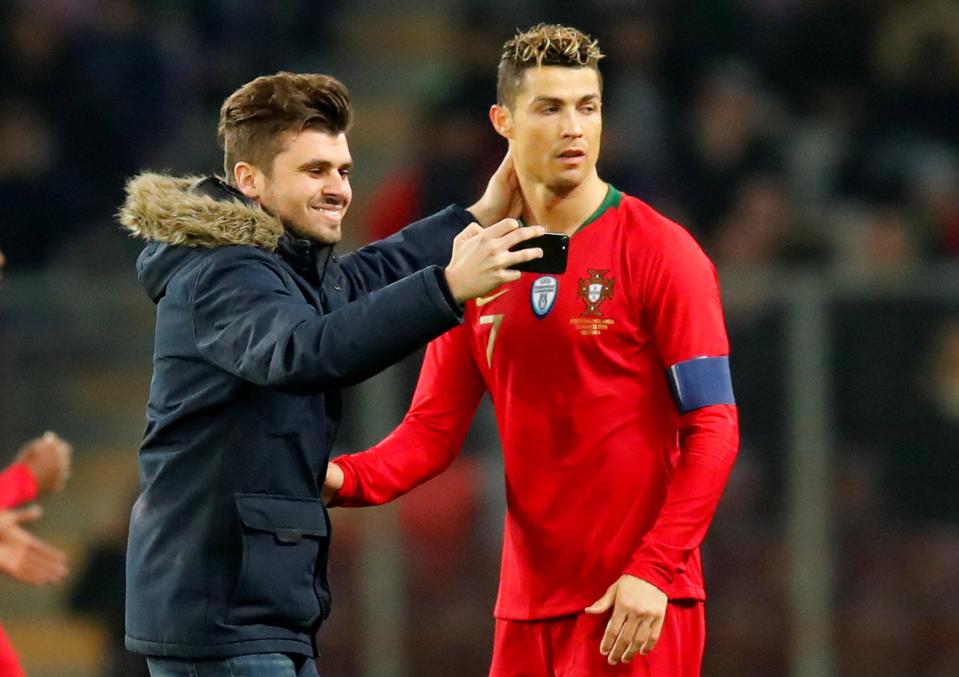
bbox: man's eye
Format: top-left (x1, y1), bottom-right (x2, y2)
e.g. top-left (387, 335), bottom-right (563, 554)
top-left (339, 169), bottom-right (350, 178)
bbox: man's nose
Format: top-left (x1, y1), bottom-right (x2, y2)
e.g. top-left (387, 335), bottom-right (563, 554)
top-left (561, 111), bottom-right (584, 137)
top-left (324, 172), bottom-right (349, 197)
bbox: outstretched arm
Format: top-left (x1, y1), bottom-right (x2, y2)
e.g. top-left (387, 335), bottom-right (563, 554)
top-left (326, 323), bottom-right (486, 507)
top-left (194, 221), bottom-right (541, 389)
top-left (338, 150), bottom-right (524, 296)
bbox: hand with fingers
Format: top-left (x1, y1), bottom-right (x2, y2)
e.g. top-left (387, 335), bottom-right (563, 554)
top-left (0, 506), bottom-right (69, 586)
top-left (585, 574), bottom-right (668, 666)
top-left (443, 219), bottom-right (545, 304)
top-left (15, 432), bottom-right (72, 496)
top-left (467, 149), bottom-right (525, 226)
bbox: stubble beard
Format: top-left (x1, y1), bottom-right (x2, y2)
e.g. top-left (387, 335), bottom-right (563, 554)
top-left (284, 216), bottom-right (341, 245)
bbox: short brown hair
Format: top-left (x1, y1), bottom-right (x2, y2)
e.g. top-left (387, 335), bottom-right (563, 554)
top-left (497, 24), bottom-right (604, 108)
top-left (218, 72), bottom-right (352, 183)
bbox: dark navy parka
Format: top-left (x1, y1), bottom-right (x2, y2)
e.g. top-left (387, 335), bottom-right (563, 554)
top-left (119, 175), bottom-right (472, 658)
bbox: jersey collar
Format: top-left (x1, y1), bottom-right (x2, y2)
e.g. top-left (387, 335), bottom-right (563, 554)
top-left (575, 183), bottom-right (622, 234)
top-left (519, 184), bottom-right (623, 234)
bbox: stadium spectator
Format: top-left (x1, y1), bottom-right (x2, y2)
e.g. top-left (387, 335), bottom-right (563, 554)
top-left (711, 173), bottom-right (829, 267)
top-left (0, 99), bottom-right (72, 270)
top-left (674, 59), bottom-right (783, 239)
top-left (887, 318), bottom-right (959, 524)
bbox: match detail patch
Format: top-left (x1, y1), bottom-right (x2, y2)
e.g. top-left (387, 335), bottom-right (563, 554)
top-left (667, 356), bottom-right (735, 413)
top-left (530, 276), bottom-right (558, 318)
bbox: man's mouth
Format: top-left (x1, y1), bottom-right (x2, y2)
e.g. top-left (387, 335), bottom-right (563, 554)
top-left (557, 148), bottom-right (587, 162)
top-left (311, 202), bottom-right (345, 221)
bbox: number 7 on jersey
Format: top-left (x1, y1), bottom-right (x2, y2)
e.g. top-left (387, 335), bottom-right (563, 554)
top-left (479, 314), bottom-right (503, 367)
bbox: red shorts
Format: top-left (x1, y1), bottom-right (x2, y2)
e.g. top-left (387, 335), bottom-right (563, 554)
top-left (489, 601), bottom-right (705, 677)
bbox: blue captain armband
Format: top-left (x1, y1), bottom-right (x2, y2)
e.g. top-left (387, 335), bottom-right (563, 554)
top-left (667, 356), bottom-right (735, 414)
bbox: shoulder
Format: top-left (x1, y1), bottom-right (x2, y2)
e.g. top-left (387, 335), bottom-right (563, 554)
top-left (195, 244), bottom-right (286, 270)
top-left (190, 245), bottom-right (292, 293)
top-left (619, 193), bottom-right (713, 266)
top-left (618, 194), bottom-right (699, 247)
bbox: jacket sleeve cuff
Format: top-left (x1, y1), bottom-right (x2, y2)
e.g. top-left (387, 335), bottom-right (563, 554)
top-left (423, 265), bottom-right (465, 321)
top-left (0, 462), bottom-right (39, 510)
top-left (450, 205), bottom-right (478, 227)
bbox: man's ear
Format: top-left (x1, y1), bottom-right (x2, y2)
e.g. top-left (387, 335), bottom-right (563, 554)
top-left (490, 104), bottom-right (513, 140)
top-left (233, 162), bottom-right (263, 200)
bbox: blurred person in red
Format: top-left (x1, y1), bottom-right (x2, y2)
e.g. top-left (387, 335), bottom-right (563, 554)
top-left (366, 100), bottom-right (494, 242)
top-left (0, 432), bottom-right (71, 589)
top-left (326, 23), bottom-right (739, 676)
top-left (0, 249), bottom-right (73, 675)
top-left (0, 412), bottom-right (72, 675)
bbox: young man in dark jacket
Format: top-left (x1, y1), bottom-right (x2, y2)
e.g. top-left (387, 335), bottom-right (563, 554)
top-left (119, 72), bottom-right (542, 677)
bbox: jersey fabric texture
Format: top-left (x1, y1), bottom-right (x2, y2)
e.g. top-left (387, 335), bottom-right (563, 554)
top-left (334, 186), bottom-right (739, 620)
top-left (0, 625), bottom-right (25, 677)
top-left (0, 463), bottom-right (37, 510)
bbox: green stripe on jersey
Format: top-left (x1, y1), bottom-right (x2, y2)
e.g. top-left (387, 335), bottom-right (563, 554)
top-left (518, 184), bottom-right (622, 232)
top-left (576, 184), bottom-right (622, 234)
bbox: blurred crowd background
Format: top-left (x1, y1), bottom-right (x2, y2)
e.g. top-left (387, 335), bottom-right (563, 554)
top-left (2, 0), bottom-right (959, 675)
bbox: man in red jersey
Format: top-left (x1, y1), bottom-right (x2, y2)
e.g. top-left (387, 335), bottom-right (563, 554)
top-left (325, 24), bottom-right (738, 676)
top-left (0, 435), bottom-right (72, 677)
top-left (0, 431), bottom-right (72, 677)
top-left (0, 251), bottom-right (73, 676)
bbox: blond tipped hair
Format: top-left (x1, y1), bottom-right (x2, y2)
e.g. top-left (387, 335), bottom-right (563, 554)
top-left (497, 23), bottom-right (604, 108)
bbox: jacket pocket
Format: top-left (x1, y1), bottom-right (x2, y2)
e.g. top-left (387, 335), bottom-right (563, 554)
top-left (229, 494), bottom-right (329, 627)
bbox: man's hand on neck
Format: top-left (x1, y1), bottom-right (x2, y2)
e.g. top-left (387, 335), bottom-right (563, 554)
top-left (467, 150), bottom-right (525, 226)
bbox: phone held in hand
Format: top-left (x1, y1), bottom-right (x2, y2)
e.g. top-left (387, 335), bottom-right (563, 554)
top-left (509, 231), bottom-right (570, 274)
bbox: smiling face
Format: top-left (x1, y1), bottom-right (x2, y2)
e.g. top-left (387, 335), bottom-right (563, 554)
top-left (493, 66), bottom-right (602, 194)
top-left (236, 128), bottom-right (353, 244)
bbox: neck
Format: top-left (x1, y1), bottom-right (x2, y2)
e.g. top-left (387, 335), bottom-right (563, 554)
top-left (518, 170), bottom-right (609, 235)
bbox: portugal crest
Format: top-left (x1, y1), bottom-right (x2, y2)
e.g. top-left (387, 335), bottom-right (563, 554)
top-left (577, 269), bottom-right (614, 316)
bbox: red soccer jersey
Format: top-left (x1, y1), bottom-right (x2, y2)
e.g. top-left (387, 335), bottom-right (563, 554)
top-left (0, 462), bottom-right (37, 677)
top-left (0, 462), bottom-right (38, 510)
top-left (335, 187), bottom-right (739, 620)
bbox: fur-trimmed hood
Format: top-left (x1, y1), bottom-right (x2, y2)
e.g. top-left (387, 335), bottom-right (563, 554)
top-left (120, 173), bottom-right (289, 303)
top-left (118, 173), bottom-right (284, 250)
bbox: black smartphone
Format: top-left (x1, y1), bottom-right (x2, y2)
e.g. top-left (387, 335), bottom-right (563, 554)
top-left (509, 232), bottom-right (570, 274)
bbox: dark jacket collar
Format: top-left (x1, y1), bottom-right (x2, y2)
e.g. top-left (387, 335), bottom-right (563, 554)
top-left (194, 177), bottom-right (334, 279)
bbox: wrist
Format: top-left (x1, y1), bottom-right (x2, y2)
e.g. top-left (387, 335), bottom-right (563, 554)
top-left (443, 267), bottom-right (466, 305)
top-left (466, 201), bottom-right (494, 227)
top-left (623, 561), bottom-right (673, 594)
